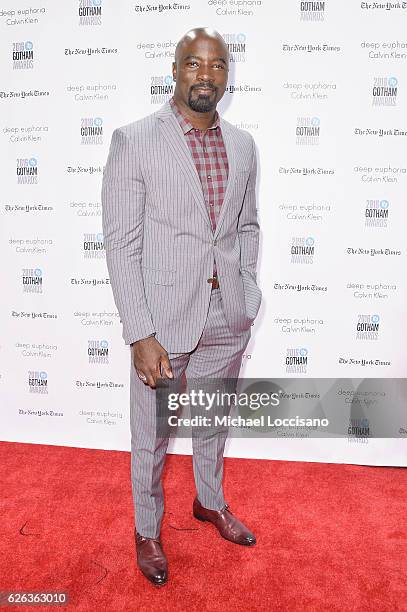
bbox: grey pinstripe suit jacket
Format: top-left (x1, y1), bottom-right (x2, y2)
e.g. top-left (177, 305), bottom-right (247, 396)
top-left (101, 101), bottom-right (261, 353)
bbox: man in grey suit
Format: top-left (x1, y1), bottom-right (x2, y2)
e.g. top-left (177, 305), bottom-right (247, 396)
top-left (101, 27), bottom-right (262, 586)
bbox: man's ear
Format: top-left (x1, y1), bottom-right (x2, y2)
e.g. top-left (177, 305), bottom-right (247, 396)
top-left (172, 62), bottom-right (176, 81)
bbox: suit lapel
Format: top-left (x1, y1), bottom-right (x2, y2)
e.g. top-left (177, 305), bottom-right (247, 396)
top-left (156, 102), bottom-right (237, 238)
top-left (214, 118), bottom-right (237, 239)
top-left (157, 103), bottom-right (212, 230)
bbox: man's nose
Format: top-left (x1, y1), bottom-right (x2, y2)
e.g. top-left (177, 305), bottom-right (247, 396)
top-left (197, 66), bottom-right (213, 81)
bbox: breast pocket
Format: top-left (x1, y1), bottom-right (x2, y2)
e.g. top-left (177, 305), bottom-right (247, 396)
top-left (142, 267), bottom-right (176, 286)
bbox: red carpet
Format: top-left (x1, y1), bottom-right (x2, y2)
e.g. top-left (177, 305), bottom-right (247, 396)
top-left (0, 441), bottom-right (405, 611)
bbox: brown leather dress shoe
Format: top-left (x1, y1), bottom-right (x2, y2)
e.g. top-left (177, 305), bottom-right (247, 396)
top-left (193, 497), bottom-right (256, 546)
top-left (135, 530), bottom-right (168, 586)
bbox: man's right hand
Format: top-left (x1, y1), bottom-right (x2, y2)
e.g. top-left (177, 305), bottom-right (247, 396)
top-left (131, 336), bottom-right (173, 389)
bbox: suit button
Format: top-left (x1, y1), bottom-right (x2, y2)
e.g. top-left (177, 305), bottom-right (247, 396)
top-left (213, 240), bottom-right (217, 246)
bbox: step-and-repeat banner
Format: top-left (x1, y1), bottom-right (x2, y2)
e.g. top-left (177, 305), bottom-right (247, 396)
top-left (1, 1), bottom-right (406, 466)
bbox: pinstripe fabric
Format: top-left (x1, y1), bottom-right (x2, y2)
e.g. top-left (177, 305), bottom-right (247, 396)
top-left (169, 97), bottom-right (228, 279)
top-left (101, 100), bottom-right (261, 538)
top-left (101, 100), bottom-right (261, 352)
top-left (130, 288), bottom-right (251, 538)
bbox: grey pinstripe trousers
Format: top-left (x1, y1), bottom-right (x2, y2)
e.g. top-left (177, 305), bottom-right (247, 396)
top-left (129, 288), bottom-right (251, 538)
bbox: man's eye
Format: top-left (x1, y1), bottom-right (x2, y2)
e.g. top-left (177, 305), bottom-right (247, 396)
top-left (213, 64), bottom-right (225, 69)
top-left (187, 61), bottom-right (198, 67)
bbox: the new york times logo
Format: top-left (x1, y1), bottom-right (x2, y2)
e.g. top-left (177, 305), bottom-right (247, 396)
top-left (17, 158), bottom-right (38, 184)
top-left (135, 3), bottom-right (191, 13)
top-left (222, 33), bottom-right (246, 62)
top-left (79, 0), bottom-right (102, 25)
top-left (372, 76), bottom-right (398, 106)
top-left (81, 117), bottom-right (103, 144)
top-left (83, 233), bottom-right (105, 258)
top-left (286, 348), bottom-right (308, 373)
top-left (296, 116), bottom-right (320, 145)
top-left (348, 417), bottom-right (370, 437)
top-left (22, 268), bottom-right (42, 293)
top-left (365, 199), bottom-right (389, 227)
top-left (300, 1), bottom-right (325, 20)
top-left (356, 314), bottom-right (380, 340)
top-left (150, 75), bottom-right (174, 104)
top-left (88, 340), bottom-right (109, 364)
top-left (28, 370), bottom-right (48, 394)
top-left (291, 237), bottom-right (315, 264)
top-left (12, 41), bottom-right (33, 69)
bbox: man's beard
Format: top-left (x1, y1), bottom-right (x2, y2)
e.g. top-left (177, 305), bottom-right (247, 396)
top-left (188, 86), bottom-right (217, 113)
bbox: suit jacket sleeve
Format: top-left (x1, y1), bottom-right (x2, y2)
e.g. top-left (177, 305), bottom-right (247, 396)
top-left (101, 128), bottom-right (156, 345)
top-left (238, 135), bottom-right (260, 283)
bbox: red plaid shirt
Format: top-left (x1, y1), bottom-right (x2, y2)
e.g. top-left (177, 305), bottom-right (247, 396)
top-left (169, 97), bottom-right (229, 278)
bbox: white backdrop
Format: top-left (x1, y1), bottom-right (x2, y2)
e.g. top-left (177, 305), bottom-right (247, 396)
top-left (1, 0), bottom-right (406, 466)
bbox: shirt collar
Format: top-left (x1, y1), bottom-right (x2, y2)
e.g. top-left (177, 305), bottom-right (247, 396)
top-left (169, 96), bottom-right (220, 135)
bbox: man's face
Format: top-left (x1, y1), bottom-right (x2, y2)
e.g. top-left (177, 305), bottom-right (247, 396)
top-left (172, 35), bottom-right (229, 113)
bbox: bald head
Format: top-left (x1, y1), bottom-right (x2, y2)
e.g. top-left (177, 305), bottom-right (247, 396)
top-left (174, 27), bottom-right (229, 64)
top-left (172, 27), bottom-right (229, 115)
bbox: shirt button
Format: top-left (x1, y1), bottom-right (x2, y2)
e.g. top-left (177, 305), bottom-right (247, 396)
top-left (207, 175), bottom-right (212, 180)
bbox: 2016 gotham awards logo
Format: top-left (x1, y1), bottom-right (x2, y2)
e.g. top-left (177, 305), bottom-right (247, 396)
top-left (150, 75), bottom-right (174, 105)
top-left (22, 268), bottom-right (42, 293)
top-left (78, 0), bottom-right (102, 25)
top-left (83, 233), bottom-right (105, 258)
top-left (365, 199), bottom-right (389, 227)
top-left (291, 237), bottom-right (315, 264)
top-left (28, 370), bottom-right (48, 394)
top-left (16, 157), bottom-right (38, 184)
top-left (356, 314), bottom-right (380, 340)
top-left (12, 41), bottom-right (33, 69)
top-left (296, 117), bottom-right (320, 145)
top-left (348, 418), bottom-right (370, 438)
top-left (81, 117), bottom-right (103, 145)
top-left (285, 348), bottom-right (308, 373)
top-left (372, 77), bottom-right (397, 106)
top-left (88, 340), bottom-right (109, 364)
top-left (222, 33), bottom-right (247, 62)
top-left (300, 1), bottom-right (325, 21)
